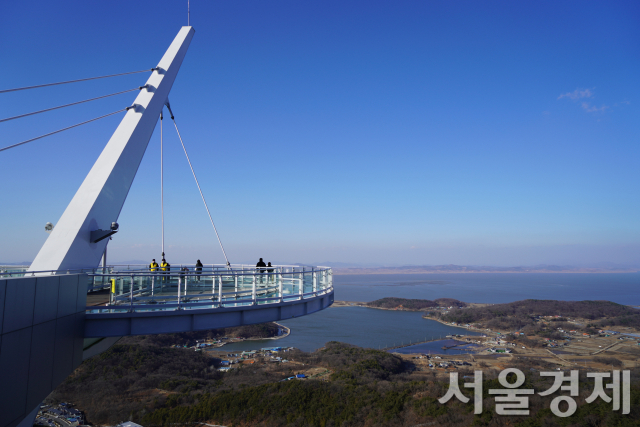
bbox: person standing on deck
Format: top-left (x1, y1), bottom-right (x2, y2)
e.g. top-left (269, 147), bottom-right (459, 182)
top-left (267, 262), bottom-right (274, 283)
top-left (161, 258), bottom-right (170, 282)
top-left (256, 258), bottom-right (266, 283)
top-left (149, 259), bottom-right (159, 272)
top-left (195, 259), bottom-right (203, 282)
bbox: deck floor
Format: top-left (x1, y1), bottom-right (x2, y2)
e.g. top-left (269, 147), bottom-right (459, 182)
top-left (86, 289), bottom-right (110, 306)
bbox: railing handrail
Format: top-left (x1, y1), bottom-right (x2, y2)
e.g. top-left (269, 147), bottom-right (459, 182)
top-left (106, 263), bottom-right (324, 268)
top-left (91, 269), bottom-right (330, 277)
top-left (1, 268), bottom-right (100, 276)
top-left (0, 264), bottom-right (333, 277)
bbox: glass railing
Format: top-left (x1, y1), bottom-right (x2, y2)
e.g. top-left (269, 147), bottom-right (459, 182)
top-left (85, 265), bottom-right (333, 314)
top-left (0, 265), bottom-right (30, 274)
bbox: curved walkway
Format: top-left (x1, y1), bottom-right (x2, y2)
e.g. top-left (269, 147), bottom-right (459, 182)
top-left (84, 290), bottom-right (334, 337)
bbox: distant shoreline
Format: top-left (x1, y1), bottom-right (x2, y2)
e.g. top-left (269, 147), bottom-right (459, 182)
top-left (333, 300), bottom-right (491, 310)
top-left (248, 322), bottom-right (291, 341)
top-left (333, 268), bottom-right (638, 275)
top-left (216, 323), bottom-right (290, 348)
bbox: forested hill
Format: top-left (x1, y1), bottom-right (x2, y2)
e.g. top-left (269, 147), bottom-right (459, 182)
top-left (50, 341), bottom-right (408, 425)
top-left (51, 339), bottom-right (640, 426)
top-left (366, 297), bottom-right (466, 310)
top-left (438, 299), bottom-right (640, 330)
top-left (119, 322), bottom-right (281, 347)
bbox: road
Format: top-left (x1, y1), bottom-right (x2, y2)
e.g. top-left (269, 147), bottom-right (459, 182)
top-left (40, 413), bottom-right (74, 427)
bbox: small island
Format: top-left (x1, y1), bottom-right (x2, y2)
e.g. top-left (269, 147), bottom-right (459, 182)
top-left (333, 297), bottom-right (467, 310)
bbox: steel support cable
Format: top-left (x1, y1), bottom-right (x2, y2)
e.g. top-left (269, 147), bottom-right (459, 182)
top-left (0, 86), bottom-right (146, 124)
top-left (170, 115), bottom-right (231, 267)
top-left (0, 108), bottom-right (127, 153)
top-left (160, 111), bottom-right (165, 258)
top-left (0, 68), bottom-right (158, 94)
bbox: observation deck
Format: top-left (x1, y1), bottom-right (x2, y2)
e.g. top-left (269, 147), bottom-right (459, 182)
top-left (1, 264), bottom-right (334, 338)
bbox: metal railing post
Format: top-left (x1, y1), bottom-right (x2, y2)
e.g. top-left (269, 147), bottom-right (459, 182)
top-left (279, 269), bottom-right (283, 302)
top-left (313, 269), bottom-right (317, 296)
top-left (299, 276), bottom-right (303, 300)
top-left (178, 276), bottom-right (182, 309)
top-left (129, 274), bottom-right (134, 311)
top-left (218, 275), bottom-right (223, 308)
top-left (252, 273), bottom-right (256, 305)
top-left (234, 274), bottom-right (238, 296)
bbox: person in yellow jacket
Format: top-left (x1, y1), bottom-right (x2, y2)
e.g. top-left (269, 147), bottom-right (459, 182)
top-left (149, 259), bottom-right (159, 272)
top-left (160, 258), bottom-right (170, 282)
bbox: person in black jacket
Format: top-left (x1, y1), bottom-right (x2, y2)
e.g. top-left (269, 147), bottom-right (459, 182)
top-left (267, 262), bottom-right (274, 283)
top-left (195, 259), bottom-right (203, 282)
top-left (256, 258), bottom-right (266, 283)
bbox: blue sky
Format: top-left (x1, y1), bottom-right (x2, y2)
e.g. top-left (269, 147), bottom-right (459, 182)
top-left (1, 1), bottom-right (638, 266)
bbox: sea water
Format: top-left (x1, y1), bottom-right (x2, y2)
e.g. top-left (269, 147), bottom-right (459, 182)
top-left (221, 306), bottom-right (479, 352)
top-left (333, 273), bottom-right (640, 305)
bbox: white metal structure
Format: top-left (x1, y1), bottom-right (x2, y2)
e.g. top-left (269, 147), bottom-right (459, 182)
top-left (29, 27), bottom-right (195, 272)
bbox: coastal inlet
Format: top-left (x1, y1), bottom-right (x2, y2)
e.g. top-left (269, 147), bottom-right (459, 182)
top-left (220, 305), bottom-right (480, 352)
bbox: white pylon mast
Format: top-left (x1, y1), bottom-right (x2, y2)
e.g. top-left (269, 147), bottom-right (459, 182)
top-left (29, 27), bottom-right (195, 272)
